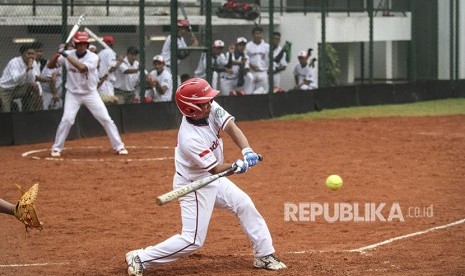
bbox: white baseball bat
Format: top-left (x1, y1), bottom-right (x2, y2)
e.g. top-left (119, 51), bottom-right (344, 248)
top-left (156, 155), bottom-right (262, 206)
top-left (83, 27), bottom-right (114, 53)
top-left (179, 3), bottom-right (196, 40)
top-left (65, 14), bottom-right (86, 44)
top-left (156, 167), bottom-right (236, 206)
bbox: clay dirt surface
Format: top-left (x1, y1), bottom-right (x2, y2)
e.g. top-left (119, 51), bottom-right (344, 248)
top-left (1, 115), bottom-right (464, 275)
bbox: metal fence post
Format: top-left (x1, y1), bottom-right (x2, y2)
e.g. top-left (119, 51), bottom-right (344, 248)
top-left (269, 0), bottom-right (274, 94)
top-left (368, 0), bottom-right (374, 84)
top-left (170, 2), bottom-right (179, 93)
top-left (139, 0), bottom-right (146, 99)
top-left (206, 0), bottom-right (213, 85)
top-left (320, 0), bottom-right (327, 88)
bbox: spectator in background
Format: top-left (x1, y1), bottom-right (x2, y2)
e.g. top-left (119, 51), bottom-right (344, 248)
top-left (308, 57), bottom-right (318, 90)
top-left (32, 41), bottom-right (47, 71)
top-left (89, 44), bottom-right (98, 53)
top-left (160, 19), bottom-right (198, 71)
top-left (0, 44), bottom-right (44, 112)
top-left (244, 26), bottom-right (269, 94)
top-left (194, 40), bottom-right (228, 90)
top-left (180, 73), bottom-right (191, 83)
top-left (220, 37), bottom-right (250, 96)
top-left (98, 35), bottom-right (121, 104)
top-left (271, 32), bottom-right (288, 92)
top-left (40, 62), bottom-right (63, 110)
top-left (113, 46), bottom-right (140, 104)
top-left (293, 50), bottom-right (313, 90)
top-left (145, 55), bottom-right (173, 102)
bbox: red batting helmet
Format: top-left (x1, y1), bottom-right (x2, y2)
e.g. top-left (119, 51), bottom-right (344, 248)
top-left (175, 78), bottom-right (220, 118)
top-left (103, 35), bottom-right (115, 46)
top-left (177, 19), bottom-right (190, 28)
top-left (73, 32), bottom-right (90, 44)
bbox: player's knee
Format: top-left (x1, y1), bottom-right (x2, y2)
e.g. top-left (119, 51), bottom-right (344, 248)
top-left (237, 195), bottom-right (255, 212)
top-left (181, 231), bottom-right (206, 249)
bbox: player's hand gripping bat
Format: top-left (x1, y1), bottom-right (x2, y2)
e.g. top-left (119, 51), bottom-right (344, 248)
top-left (156, 155), bottom-right (262, 206)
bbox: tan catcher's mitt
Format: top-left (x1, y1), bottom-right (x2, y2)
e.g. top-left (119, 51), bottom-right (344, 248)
top-left (14, 183), bottom-right (43, 231)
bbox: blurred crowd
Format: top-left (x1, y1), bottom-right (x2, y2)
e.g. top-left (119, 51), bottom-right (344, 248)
top-left (0, 20), bottom-right (318, 113)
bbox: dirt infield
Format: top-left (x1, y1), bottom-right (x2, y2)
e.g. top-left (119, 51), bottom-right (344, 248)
top-left (1, 115), bottom-right (464, 275)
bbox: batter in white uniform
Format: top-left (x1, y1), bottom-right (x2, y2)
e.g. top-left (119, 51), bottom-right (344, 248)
top-left (48, 32), bottom-right (127, 157)
top-left (125, 78), bottom-right (286, 276)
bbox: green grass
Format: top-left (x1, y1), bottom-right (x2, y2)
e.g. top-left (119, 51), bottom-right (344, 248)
top-left (278, 98), bottom-right (465, 120)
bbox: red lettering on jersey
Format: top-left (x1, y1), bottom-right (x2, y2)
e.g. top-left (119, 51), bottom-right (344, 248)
top-left (209, 139), bottom-right (220, 151)
top-left (199, 149), bottom-right (210, 158)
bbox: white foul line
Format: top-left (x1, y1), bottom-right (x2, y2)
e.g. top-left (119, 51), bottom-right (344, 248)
top-left (0, 262), bottom-right (69, 268)
top-left (348, 218), bottom-right (465, 253)
top-left (287, 218), bottom-right (465, 255)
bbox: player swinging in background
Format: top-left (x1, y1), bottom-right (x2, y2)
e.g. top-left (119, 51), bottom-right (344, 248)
top-left (125, 78), bottom-right (286, 276)
top-left (47, 32), bottom-right (128, 157)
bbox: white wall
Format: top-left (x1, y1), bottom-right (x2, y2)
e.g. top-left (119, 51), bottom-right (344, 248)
top-left (280, 12), bottom-right (411, 88)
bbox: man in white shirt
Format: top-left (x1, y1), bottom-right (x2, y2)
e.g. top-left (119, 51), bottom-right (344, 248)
top-left (47, 32), bottom-right (127, 157)
top-left (145, 55), bottom-right (173, 102)
top-left (244, 26), bottom-right (270, 95)
top-left (113, 46), bottom-right (140, 104)
top-left (0, 44), bottom-right (43, 112)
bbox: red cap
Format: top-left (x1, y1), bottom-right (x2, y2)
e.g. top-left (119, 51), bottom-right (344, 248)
top-left (103, 35), bottom-right (115, 46)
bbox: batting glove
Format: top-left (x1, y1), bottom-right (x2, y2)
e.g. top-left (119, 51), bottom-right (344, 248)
top-left (232, 159), bottom-right (248, 174)
top-left (242, 147), bottom-right (259, 167)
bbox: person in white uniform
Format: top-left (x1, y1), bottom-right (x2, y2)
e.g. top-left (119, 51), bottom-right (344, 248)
top-left (40, 62), bottom-right (63, 110)
top-left (308, 57), bottom-right (318, 90)
top-left (125, 78), bottom-right (286, 276)
top-left (194, 40), bottom-right (228, 90)
top-left (161, 19), bottom-right (198, 71)
top-left (220, 37), bottom-right (250, 96)
top-left (293, 50), bottom-right (313, 90)
top-left (271, 32), bottom-right (288, 90)
top-left (47, 32), bottom-right (128, 157)
top-left (97, 35), bottom-right (121, 104)
top-left (145, 55), bottom-right (173, 102)
top-left (113, 46), bottom-right (140, 104)
top-left (244, 26), bottom-right (270, 95)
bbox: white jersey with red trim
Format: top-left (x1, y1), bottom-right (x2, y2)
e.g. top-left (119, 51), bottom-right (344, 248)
top-left (175, 101), bottom-right (234, 181)
top-left (58, 49), bottom-right (99, 94)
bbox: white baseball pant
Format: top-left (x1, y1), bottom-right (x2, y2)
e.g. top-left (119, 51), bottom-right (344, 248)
top-left (51, 91), bottom-right (125, 152)
top-left (137, 174), bottom-right (275, 269)
top-left (244, 71), bottom-right (269, 95)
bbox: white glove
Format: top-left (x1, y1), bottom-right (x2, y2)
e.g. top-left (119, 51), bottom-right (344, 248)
top-left (232, 159), bottom-right (248, 174)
